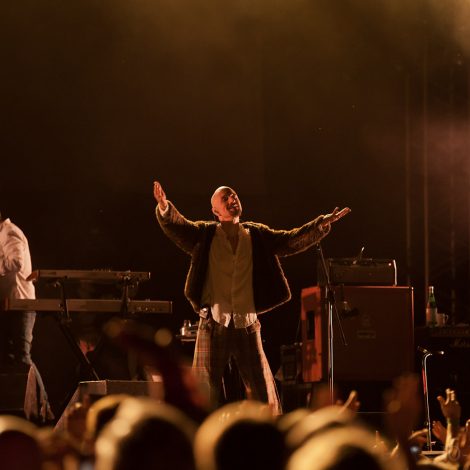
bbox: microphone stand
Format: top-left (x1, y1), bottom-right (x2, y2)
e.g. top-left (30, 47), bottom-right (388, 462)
top-left (420, 347), bottom-right (434, 450)
top-left (52, 279), bottom-right (100, 381)
top-left (419, 346), bottom-right (444, 450)
top-left (316, 242), bottom-right (347, 404)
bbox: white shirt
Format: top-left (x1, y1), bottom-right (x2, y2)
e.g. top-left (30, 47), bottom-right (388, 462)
top-left (201, 224), bottom-right (257, 328)
top-left (0, 218), bottom-right (35, 300)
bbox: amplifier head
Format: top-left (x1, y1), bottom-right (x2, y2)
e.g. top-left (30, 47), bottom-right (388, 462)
top-left (317, 258), bottom-right (397, 286)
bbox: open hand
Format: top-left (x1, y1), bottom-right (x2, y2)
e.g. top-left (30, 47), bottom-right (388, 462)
top-left (432, 420), bottom-right (447, 444)
top-left (153, 181), bottom-right (168, 211)
top-left (320, 207), bottom-right (351, 230)
top-left (437, 388), bottom-right (461, 424)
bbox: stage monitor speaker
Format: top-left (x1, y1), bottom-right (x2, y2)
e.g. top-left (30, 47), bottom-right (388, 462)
top-left (301, 286), bottom-right (414, 382)
top-left (0, 366), bottom-right (45, 421)
top-left (55, 379), bottom-right (164, 431)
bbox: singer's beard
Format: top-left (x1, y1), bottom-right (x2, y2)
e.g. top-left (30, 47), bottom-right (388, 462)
top-left (229, 206), bottom-right (242, 218)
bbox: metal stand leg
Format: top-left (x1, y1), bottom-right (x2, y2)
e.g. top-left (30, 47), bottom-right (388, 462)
top-left (328, 301), bottom-right (334, 404)
top-left (421, 351), bottom-right (433, 450)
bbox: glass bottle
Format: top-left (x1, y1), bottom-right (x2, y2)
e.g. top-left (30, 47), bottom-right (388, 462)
top-left (426, 286), bottom-right (438, 327)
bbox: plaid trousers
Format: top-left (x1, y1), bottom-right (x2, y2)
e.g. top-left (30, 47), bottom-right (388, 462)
top-left (192, 316), bottom-right (282, 415)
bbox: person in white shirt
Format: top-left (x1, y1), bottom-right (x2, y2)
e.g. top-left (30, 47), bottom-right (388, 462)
top-left (154, 182), bottom-right (350, 414)
top-left (0, 213), bottom-right (36, 368)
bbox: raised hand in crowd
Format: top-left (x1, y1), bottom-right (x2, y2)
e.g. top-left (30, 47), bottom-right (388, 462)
top-left (432, 419), bottom-right (447, 445)
top-left (307, 384), bottom-right (360, 414)
top-left (432, 389), bottom-right (470, 467)
top-left (339, 389), bottom-right (361, 413)
top-left (437, 388), bottom-right (461, 432)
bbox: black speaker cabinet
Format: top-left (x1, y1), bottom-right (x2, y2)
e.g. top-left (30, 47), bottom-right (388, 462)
top-left (301, 286), bottom-right (414, 383)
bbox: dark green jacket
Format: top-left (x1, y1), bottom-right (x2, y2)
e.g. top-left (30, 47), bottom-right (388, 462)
top-left (157, 202), bottom-right (327, 314)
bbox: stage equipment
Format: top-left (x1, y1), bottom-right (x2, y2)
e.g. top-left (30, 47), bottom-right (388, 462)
top-left (28, 269), bottom-right (151, 282)
top-left (178, 319), bottom-right (199, 340)
top-left (0, 368), bottom-right (31, 417)
top-left (301, 285), bottom-right (414, 383)
top-left (279, 343), bottom-right (303, 384)
top-left (55, 379), bottom-right (164, 431)
top-left (2, 297), bottom-right (172, 384)
top-left (315, 244), bottom-right (348, 403)
top-left (3, 298), bottom-right (172, 315)
top-left (418, 346), bottom-right (445, 450)
top-left (2, 267), bottom-right (172, 422)
top-left (0, 365), bottom-right (49, 422)
top-left (318, 258), bottom-right (397, 286)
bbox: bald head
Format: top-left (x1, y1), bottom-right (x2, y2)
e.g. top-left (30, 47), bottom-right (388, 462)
top-left (211, 187), bottom-right (242, 222)
top-left (211, 186), bottom-right (233, 204)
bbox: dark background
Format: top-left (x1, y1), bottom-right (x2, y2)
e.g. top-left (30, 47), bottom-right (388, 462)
top-left (1, 0), bottom-right (470, 418)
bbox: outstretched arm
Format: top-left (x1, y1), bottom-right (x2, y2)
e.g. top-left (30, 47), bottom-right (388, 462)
top-left (262, 206), bottom-right (351, 257)
top-left (153, 180), bottom-right (203, 254)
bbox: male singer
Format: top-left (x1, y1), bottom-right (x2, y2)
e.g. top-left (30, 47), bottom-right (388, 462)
top-left (154, 182), bottom-right (350, 413)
